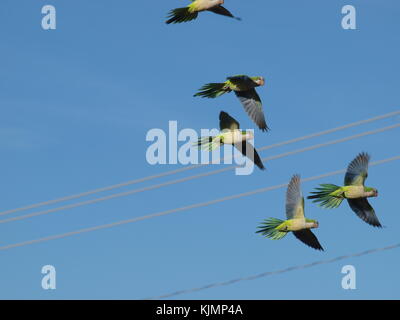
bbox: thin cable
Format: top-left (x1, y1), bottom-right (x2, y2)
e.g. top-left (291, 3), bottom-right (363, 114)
top-left (1, 123), bottom-right (398, 224)
top-left (258, 110), bottom-right (400, 152)
top-left (0, 155), bottom-right (398, 251)
top-left (147, 242), bottom-right (400, 299)
top-left (1, 110), bottom-right (399, 217)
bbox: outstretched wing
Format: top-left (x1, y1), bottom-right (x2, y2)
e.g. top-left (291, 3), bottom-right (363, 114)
top-left (219, 111), bottom-right (240, 131)
top-left (235, 89), bottom-right (269, 132)
top-left (344, 152), bottom-right (370, 186)
top-left (233, 141), bottom-right (265, 170)
top-left (347, 198), bottom-right (382, 228)
top-left (286, 175), bottom-right (304, 220)
top-left (227, 75), bottom-right (254, 86)
top-left (293, 230), bottom-right (324, 251)
top-left (208, 6), bottom-right (240, 20)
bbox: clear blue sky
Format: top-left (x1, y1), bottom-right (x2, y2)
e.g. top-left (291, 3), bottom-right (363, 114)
top-left (0, 0), bottom-right (399, 299)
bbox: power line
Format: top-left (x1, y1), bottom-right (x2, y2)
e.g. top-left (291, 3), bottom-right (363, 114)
top-left (257, 110), bottom-right (400, 152)
top-left (0, 155), bottom-right (398, 251)
top-left (1, 123), bottom-right (398, 224)
top-left (0, 110), bottom-right (399, 217)
top-left (147, 242), bottom-right (400, 299)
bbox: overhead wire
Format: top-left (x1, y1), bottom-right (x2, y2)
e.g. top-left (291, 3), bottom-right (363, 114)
top-left (146, 242), bottom-right (400, 299)
top-left (0, 155), bottom-right (398, 251)
top-left (0, 123), bottom-right (398, 224)
top-left (0, 110), bottom-right (399, 218)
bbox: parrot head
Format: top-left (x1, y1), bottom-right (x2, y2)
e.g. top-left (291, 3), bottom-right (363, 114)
top-left (308, 219), bottom-right (319, 229)
top-left (251, 76), bottom-right (265, 87)
top-left (365, 187), bottom-right (378, 197)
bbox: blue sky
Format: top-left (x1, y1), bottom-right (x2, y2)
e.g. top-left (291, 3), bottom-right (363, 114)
top-left (0, 0), bottom-right (399, 299)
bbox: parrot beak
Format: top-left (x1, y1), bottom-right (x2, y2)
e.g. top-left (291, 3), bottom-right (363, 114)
top-left (257, 77), bottom-right (265, 86)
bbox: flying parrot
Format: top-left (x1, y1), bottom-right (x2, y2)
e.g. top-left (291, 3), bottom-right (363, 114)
top-left (194, 75), bottom-right (269, 132)
top-left (166, 0), bottom-right (241, 24)
top-left (307, 152), bottom-right (381, 228)
top-left (257, 174), bottom-right (324, 251)
top-left (194, 111), bottom-right (265, 170)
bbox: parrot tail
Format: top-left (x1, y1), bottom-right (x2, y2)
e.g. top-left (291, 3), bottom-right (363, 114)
top-left (256, 218), bottom-right (288, 240)
top-left (193, 136), bottom-right (222, 151)
top-left (307, 184), bottom-right (344, 208)
top-left (166, 7), bottom-right (199, 24)
top-left (194, 83), bottom-right (230, 98)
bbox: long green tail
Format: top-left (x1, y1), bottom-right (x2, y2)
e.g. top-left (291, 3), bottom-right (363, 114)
top-left (307, 184), bottom-right (344, 208)
top-left (194, 83), bottom-right (230, 98)
top-left (193, 136), bottom-right (221, 151)
top-left (256, 218), bottom-right (288, 240)
top-left (166, 7), bottom-right (198, 24)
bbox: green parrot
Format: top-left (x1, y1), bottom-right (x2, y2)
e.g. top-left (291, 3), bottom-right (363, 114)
top-left (257, 174), bottom-right (324, 251)
top-left (194, 75), bottom-right (269, 132)
top-left (307, 152), bottom-right (381, 228)
top-left (195, 111), bottom-right (265, 170)
top-left (166, 0), bottom-right (241, 24)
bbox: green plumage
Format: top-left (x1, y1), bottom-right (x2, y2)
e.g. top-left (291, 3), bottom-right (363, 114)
top-left (307, 184), bottom-right (344, 208)
top-left (256, 218), bottom-right (288, 240)
top-left (193, 83), bottom-right (230, 98)
top-left (166, 7), bottom-right (198, 24)
top-left (194, 136), bottom-right (221, 151)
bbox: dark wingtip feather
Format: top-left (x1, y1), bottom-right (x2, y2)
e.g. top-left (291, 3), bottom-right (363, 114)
top-left (293, 230), bottom-right (325, 252)
top-left (256, 161), bottom-right (266, 171)
top-left (370, 221), bottom-right (383, 228)
top-left (219, 111), bottom-right (229, 120)
top-left (309, 242), bottom-right (324, 252)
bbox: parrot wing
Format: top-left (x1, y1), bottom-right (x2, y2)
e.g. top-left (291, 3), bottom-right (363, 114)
top-left (286, 175), bottom-right (305, 220)
top-left (293, 230), bottom-right (324, 251)
top-left (219, 111), bottom-right (240, 131)
top-left (208, 5), bottom-right (241, 20)
top-left (226, 75), bottom-right (252, 86)
top-left (235, 89), bottom-right (269, 132)
top-left (233, 141), bottom-right (265, 170)
top-left (344, 152), bottom-right (370, 186)
top-left (347, 198), bottom-right (382, 228)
